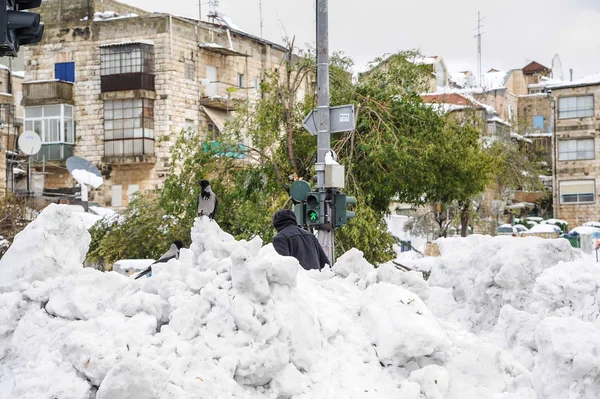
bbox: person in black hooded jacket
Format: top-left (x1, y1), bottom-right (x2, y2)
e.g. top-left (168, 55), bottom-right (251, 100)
top-left (272, 209), bottom-right (330, 270)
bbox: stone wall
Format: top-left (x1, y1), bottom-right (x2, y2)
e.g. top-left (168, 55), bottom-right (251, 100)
top-left (517, 94), bottom-right (552, 133)
top-left (552, 84), bottom-right (600, 226)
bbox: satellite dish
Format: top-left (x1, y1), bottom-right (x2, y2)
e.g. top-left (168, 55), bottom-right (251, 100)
top-left (66, 156), bottom-right (101, 177)
top-left (18, 131), bottom-right (42, 155)
top-left (67, 156), bottom-right (103, 202)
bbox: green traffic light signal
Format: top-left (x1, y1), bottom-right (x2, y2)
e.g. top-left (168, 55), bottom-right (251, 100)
top-left (305, 192), bottom-right (320, 226)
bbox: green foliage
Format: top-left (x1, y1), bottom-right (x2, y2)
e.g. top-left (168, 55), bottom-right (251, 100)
top-left (488, 138), bottom-right (546, 198)
top-left (86, 193), bottom-right (182, 268)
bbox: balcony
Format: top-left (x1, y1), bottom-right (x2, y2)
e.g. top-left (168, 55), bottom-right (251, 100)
top-left (22, 80), bottom-right (74, 106)
top-left (200, 82), bottom-right (249, 111)
top-left (31, 143), bottom-right (74, 162)
top-left (101, 73), bottom-right (155, 93)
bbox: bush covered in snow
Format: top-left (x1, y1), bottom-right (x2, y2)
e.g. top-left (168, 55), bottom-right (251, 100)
top-left (0, 205), bottom-right (538, 398)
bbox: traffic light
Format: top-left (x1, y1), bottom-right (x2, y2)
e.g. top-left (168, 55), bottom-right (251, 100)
top-left (0, 0), bottom-right (44, 57)
top-left (305, 192), bottom-right (320, 226)
top-left (293, 202), bottom-right (305, 226)
top-left (334, 193), bottom-right (356, 228)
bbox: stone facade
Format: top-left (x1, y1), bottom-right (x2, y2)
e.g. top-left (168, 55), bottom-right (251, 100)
top-left (551, 80), bottom-right (600, 227)
top-left (516, 93), bottom-right (553, 159)
top-left (23, 0), bottom-right (289, 207)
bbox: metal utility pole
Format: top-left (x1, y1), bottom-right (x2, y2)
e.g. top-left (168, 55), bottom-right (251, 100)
top-left (315, 0), bottom-right (333, 261)
top-left (475, 12), bottom-right (484, 87)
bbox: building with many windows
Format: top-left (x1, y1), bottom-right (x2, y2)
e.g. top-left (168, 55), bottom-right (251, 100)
top-left (549, 74), bottom-right (600, 226)
top-left (21, 0), bottom-right (293, 207)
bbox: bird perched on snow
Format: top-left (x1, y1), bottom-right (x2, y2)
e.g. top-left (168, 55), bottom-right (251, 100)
top-left (134, 240), bottom-right (185, 280)
top-left (197, 179), bottom-right (218, 220)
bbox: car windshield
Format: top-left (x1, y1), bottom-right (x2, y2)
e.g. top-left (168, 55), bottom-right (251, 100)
top-left (497, 227), bottom-right (514, 233)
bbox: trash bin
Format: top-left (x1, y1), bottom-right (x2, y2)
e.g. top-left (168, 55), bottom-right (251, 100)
top-left (561, 234), bottom-right (581, 248)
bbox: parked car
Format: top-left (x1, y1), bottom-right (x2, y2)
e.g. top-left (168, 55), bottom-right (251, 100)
top-left (496, 224), bottom-right (522, 237)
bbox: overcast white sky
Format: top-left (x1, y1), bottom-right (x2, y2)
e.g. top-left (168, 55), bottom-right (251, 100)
top-left (123, 0), bottom-right (600, 79)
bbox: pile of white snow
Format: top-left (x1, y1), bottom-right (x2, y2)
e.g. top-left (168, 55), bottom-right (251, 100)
top-left (0, 205), bottom-right (537, 398)
top-left (423, 235), bottom-right (600, 398)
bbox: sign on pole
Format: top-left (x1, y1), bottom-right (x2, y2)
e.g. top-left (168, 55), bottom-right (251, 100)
top-left (303, 104), bottom-right (356, 136)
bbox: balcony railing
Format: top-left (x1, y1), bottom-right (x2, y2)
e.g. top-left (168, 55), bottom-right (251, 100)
top-left (101, 73), bottom-right (155, 93)
top-left (31, 143), bottom-right (74, 162)
top-left (22, 81), bottom-right (74, 106)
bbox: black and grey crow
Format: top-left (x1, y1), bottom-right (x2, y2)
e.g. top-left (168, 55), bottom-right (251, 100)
top-left (134, 240), bottom-right (185, 280)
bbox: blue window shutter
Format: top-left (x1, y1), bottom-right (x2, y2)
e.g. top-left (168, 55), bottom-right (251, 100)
top-left (55, 62), bottom-right (75, 82)
top-left (533, 115), bottom-right (544, 130)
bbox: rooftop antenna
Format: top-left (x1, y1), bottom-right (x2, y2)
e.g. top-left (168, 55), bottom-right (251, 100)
top-left (474, 12), bottom-right (485, 87)
top-left (259, 0), bottom-right (263, 38)
top-left (208, 0), bottom-right (219, 23)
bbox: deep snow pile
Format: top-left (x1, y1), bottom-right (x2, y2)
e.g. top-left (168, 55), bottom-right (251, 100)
top-left (0, 205), bottom-right (536, 399)
top-left (423, 235), bottom-right (600, 399)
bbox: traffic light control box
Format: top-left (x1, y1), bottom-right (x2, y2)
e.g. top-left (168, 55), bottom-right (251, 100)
top-left (325, 164), bottom-right (344, 189)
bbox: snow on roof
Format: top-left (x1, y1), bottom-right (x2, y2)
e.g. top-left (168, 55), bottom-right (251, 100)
top-left (505, 202), bottom-right (535, 209)
top-left (541, 218), bottom-right (568, 226)
top-left (412, 56), bottom-right (438, 66)
top-left (425, 103), bottom-right (470, 115)
top-left (82, 11), bottom-right (139, 22)
top-left (12, 71), bottom-right (24, 78)
top-left (548, 72), bottom-right (600, 89)
top-left (97, 39), bottom-right (154, 48)
top-left (569, 226), bottom-right (600, 235)
top-left (526, 224), bottom-right (561, 233)
top-left (491, 116), bottom-right (511, 126)
top-left (480, 71), bottom-right (508, 91)
top-left (510, 132), bottom-right (533, 144)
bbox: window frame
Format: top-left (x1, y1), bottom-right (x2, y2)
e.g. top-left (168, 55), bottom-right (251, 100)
top-left (559, 180), bottom-right (596, 205)
top-left (558, 95), bottom-right (594, 120)
top-left (100, 43), bottom-right (155, 77)
top-left (558, 138), bottom-right (595, 161)
top-left (237, 73), bottom-right (244, 89)
top-left (24, 104), bottom-right (75, 145)
top-left (103, 98), bottom-right (155, 157)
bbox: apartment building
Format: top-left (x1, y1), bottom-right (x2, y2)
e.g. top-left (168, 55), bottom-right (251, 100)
top-left (549, 74), bottom-right (600, 226)
top-left (21, 0), bottom-right (292, 207)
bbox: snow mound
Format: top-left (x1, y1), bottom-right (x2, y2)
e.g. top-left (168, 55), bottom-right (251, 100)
top-left (0, 204), bottom-right (91, 293)
top-left (430, 235), bottom-right (580, 331)
top-left (428, 234), bottom-right (600, 399)
top-left (0, 206), bottom-right (536, 398)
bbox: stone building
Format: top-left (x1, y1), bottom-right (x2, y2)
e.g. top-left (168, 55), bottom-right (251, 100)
top-left (0, 67), bottom-right (24, 195)
top-left (22, 0), bottom-right (292, 207)
top-left (549, 73), bottom-right (600, 226)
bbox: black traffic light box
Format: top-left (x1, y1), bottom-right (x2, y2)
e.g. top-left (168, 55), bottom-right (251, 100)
top-left (0, 0), bottom-right (44, 57)
top-left (334, 193), bottom-right (356, 228)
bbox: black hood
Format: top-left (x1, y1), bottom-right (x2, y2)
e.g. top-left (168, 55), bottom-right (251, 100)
top-left (273, 209), bottom-right (297, 232)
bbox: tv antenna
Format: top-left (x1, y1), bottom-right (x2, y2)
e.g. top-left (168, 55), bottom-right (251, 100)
top-left (208, 0), bottom-right (219, 22)
top-left (474, 12), bottom-right (485, 87)
top-left (259, 0), bottom-right (263, 38)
